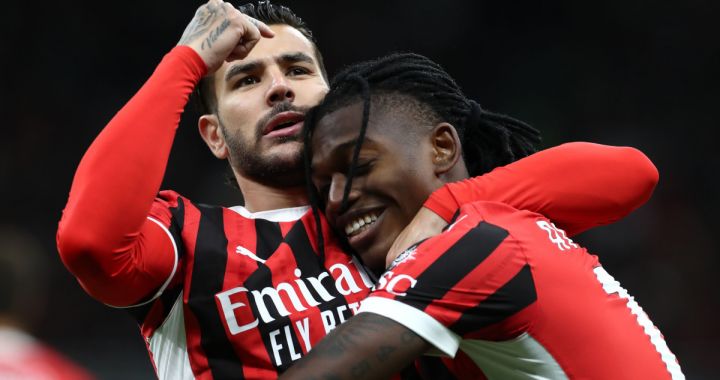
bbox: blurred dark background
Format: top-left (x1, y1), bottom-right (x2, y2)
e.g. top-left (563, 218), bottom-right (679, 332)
top-left (2, 0), bottom-right (717, 378)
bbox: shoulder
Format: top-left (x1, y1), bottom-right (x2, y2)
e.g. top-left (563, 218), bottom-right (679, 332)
top-left (454, 201), bottom-right (552, 240)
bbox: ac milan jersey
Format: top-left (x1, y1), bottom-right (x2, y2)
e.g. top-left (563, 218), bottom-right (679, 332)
top-left (135, 190), bottom-right (374, 379)
top-left (56, 46), bottom-right (662, 380)
top-left (359, 201), bottom-right (684, 380)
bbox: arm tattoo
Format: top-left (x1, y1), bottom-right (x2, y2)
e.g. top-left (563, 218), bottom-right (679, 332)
top-left (375, 345), bottom-right (397, 362)
top-left (201, 19), bottom-right (231, 50)
top-left (401, 329), bottom-right (421, 344)
top-left (350, 360), bottom-right (371, 378)
top-left (178, 3), bottom-right (226, 45)
top-left (284, 313), bottom-right (427, 379)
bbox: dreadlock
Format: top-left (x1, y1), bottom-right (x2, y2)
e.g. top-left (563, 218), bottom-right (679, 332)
top-left (305, 53), bottom-right (540, 210)
top-left (303, 52), bottom-right (541, 260)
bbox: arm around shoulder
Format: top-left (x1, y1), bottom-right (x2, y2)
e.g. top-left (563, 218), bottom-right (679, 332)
top-left (424, 142), bottom-right (659, 236)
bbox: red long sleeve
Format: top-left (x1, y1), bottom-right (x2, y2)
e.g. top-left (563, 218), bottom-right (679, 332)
top-left (424, 142), bottom-right (659, 236)
top-left (56, 46), bottom-right (207, 306)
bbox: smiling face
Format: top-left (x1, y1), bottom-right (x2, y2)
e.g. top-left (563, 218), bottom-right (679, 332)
top-left (311, 98), bottom-right (448, 272)
top-left (200, 24), bottom-right (329, 186)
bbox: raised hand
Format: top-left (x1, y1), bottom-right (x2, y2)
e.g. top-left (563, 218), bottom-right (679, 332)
top-left (178, 0), bottom-right (274, 73)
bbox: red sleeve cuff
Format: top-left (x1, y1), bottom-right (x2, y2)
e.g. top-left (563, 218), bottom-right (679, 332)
top-left (424, 185), bottom-right (460, 222)
top-left (165, 45), bottom-right (208, 79)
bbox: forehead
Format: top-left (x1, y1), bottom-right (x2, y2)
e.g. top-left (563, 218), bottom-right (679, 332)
top-left (312, 101), bottom-right (411, 160)
top-left (248, 24), bottom-right (317, 61)
top-left (215, 24), bottom-right (319, 77)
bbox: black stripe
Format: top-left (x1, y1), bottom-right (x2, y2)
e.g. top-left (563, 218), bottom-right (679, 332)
top-left (254, 219), bottom-right (282, 261)
top-left (244, 219), bottom-right (299, 371)
top-left (283, 221), bottom-right (353, 368)
top-left (451, 264), bottom-right (537, 335)
top-left (188, 205), bottom-right (244, 380)
top-left (169, 197), bottom-right (186, 260)
top-left (285, 221), bottom-right (350, 313)
top-left (401, 221), bottom-right (508, 311)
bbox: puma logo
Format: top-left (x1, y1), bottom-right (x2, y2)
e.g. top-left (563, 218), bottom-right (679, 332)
top-left (236, 245), bottom-right (266, 264)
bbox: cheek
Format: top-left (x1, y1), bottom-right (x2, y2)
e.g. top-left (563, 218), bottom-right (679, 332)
top-left (298, 81), bottom-right (329, 105)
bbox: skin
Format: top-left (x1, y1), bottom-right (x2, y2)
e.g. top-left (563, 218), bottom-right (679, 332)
top-left (284, 100), bottom-right (467, 379)
top-left (180, 0), bottom-right (329, 212)
top-left (311, 100), bottom-right (467, 273)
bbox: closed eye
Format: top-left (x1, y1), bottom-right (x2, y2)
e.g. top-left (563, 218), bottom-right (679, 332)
top-left (351, 160), bottom-right (374, 175)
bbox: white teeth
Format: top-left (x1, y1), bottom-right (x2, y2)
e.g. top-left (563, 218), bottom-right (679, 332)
top-left (345, 213), bottom-right (379, 237)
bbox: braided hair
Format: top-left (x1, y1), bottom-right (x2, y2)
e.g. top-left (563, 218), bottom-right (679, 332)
top-left (303, 52), bottom-right (541, 261)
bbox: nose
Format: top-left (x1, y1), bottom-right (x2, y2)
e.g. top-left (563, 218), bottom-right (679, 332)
top-left (325, 173), bottom-right (358, 221)
top-left (265, 71), bottom-right (295, 106)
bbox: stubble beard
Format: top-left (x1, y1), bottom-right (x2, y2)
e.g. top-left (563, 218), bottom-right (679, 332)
top-left (219, 103), bottom-right (308, 188)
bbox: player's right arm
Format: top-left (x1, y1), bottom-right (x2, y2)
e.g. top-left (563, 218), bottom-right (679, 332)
top-left (55, 1), bottom-right (272, 306)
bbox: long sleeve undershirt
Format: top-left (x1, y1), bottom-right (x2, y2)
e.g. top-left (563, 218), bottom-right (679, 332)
top-left (424, 142), bottom-right (658, 236)
top-left (56, 47), bottom-right (658, 307)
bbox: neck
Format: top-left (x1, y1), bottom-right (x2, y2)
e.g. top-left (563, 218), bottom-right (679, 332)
top-left (236, 176), bottom-right (309, 212)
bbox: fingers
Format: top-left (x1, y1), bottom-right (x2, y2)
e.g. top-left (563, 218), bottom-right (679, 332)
top-left (224, 4), bottom-right (273, 61)
top-left (247, 16), bottom-right (275, 38)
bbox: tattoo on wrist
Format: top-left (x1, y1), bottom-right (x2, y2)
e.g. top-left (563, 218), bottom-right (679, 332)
top-left (178, 3), bottom-right (225, 45)
top-left (201, 19), bottom-right (231, 50)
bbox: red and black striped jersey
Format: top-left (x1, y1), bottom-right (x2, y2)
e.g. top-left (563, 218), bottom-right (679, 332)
top-left (360, 201), bottom-right (684, 380)
top-left (56, 46), bottom-right (661, 380)
top-left (133, 190), bottom-right (456, 380)
top-left (135, 190), bottom-right (375, 379)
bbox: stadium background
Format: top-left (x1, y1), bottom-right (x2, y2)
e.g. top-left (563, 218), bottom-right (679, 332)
top-left (3, 0), bottom-right (717, 378)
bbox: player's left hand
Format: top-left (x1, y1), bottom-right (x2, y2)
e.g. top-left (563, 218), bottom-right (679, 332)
top-left (386, 207), bottom-right (447, 267)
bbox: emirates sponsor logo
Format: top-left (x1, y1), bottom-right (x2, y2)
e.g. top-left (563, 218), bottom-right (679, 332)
top-left (216, 262), bottom-right (373, 335)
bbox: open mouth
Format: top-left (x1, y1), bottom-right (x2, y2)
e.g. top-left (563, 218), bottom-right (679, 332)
top-left (263, 112), bottom-right (305, 138)
top-left (345, 212), bottom-right (380, 237)
top-left (337, 208), bottom-right (386, 249)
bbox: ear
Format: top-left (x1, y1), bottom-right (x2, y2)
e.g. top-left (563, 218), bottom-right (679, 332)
top-left (198, 114), bottom-right (228, 159)
top-left (430, 122), bottom-right (463, 177)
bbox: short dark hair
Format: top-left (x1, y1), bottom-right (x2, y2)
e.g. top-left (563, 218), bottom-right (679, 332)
top-left (194, 1), bottom-right (327, 115)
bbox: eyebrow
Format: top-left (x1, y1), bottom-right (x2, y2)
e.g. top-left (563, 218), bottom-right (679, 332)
top-left (224, 52), bottom-right (316, 83)
top-left (224, 61), bottom-right (261, 83)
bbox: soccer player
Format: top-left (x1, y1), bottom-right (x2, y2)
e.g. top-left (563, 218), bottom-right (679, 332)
top-left (281, 53), bottom-right (684, 379)
top-left (56, 1), bottom-right (660, 378)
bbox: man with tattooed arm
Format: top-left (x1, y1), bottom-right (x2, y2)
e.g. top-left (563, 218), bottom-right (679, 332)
top-left (56, 1), bottom-right (659, 378)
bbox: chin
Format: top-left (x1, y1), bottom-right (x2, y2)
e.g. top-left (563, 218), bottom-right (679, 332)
top-left (359, 246), bottom-right (391, 275)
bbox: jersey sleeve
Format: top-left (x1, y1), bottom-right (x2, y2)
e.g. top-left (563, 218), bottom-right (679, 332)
top-left (424, 142), bottom-right (659, 236)
top-left (56, 46), bottom-right (206, 306)
top-left (358, 207), bottom-right (535, 357)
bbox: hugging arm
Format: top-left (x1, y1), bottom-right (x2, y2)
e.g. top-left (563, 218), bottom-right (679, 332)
top-left (425, 142), bottom-right (659, 236)
top-left (280, 313), bottom-right (429, 380)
